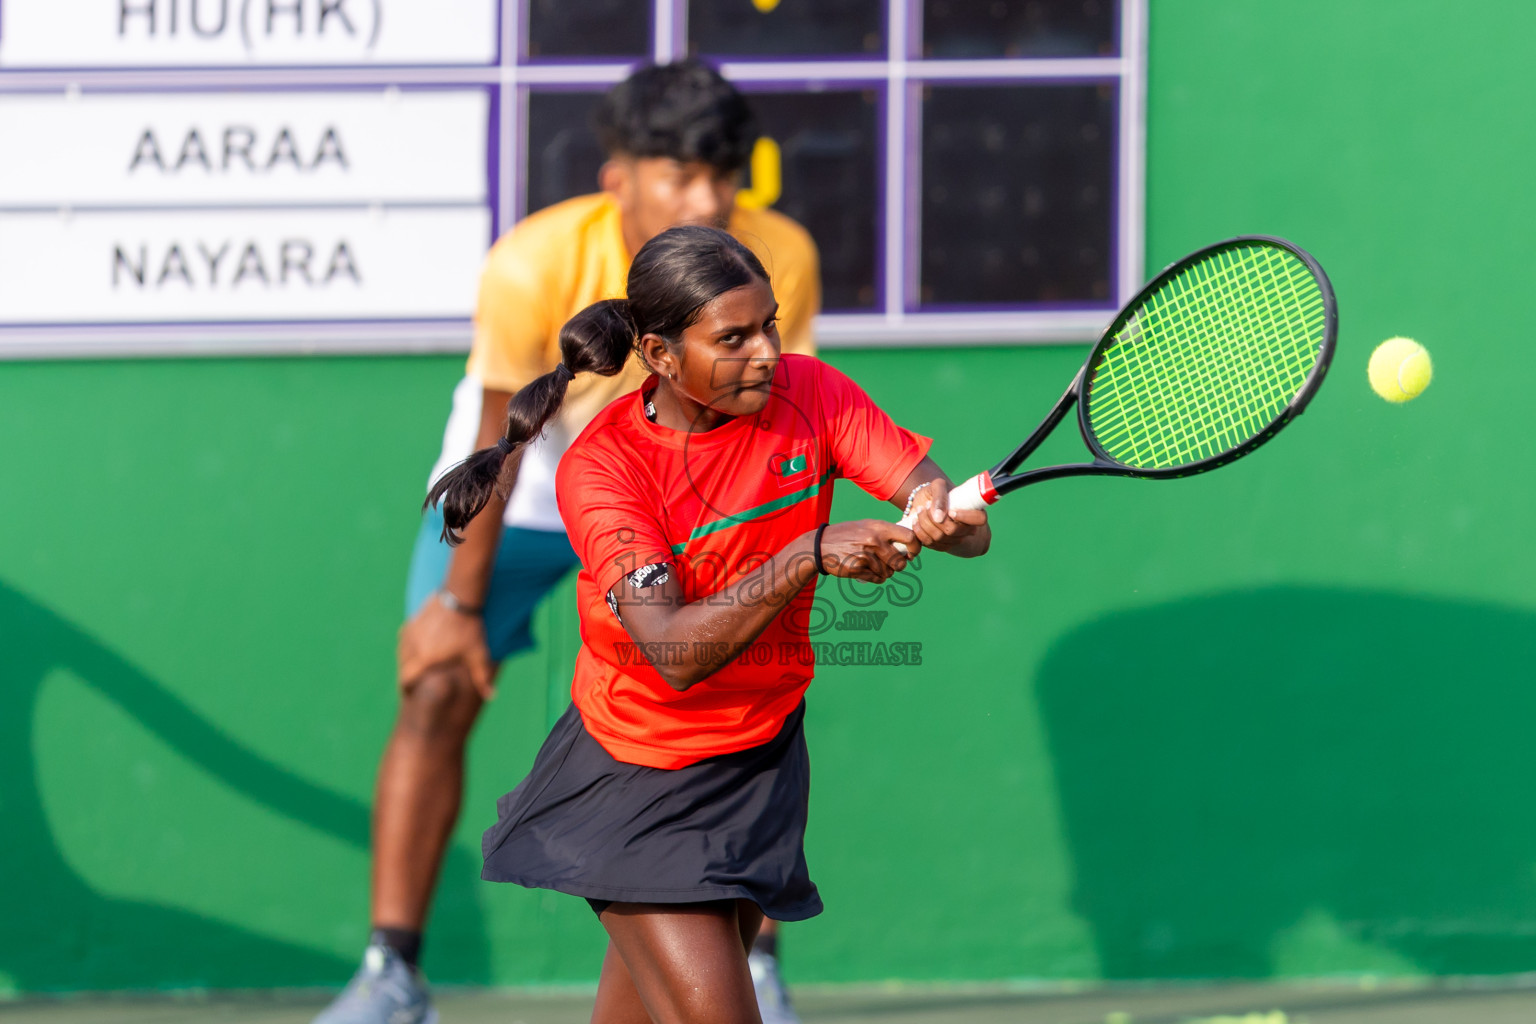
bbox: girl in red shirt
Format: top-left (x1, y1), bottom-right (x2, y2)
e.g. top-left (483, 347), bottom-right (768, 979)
top-left (430, 225), bottom-right (989, 1023)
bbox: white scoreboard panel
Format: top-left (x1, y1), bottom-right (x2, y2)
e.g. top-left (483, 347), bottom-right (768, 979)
top-left (0, 1), bottom-right (1145, 357)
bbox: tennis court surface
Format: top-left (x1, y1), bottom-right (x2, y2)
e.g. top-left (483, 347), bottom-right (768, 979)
top-left (9, 980), bottom-right (1536, 1024)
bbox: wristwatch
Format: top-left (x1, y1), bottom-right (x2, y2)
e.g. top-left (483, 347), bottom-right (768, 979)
top-left (435, 587), bottom-right (484, 616)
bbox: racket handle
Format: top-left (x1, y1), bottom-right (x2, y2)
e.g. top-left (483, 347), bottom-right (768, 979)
top-left (897, 471), bottom-right (999, 530)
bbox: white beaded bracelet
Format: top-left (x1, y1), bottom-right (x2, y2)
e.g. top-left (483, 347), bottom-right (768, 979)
top-left (901, 482), bottom-right (931, 520)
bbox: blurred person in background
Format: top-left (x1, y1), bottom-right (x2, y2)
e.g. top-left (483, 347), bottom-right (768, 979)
top-left (313, 58), bottom-right (820, 1024)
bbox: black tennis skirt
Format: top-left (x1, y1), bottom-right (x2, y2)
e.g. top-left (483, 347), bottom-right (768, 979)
top-left (481, 701), bottom-right (822, 921)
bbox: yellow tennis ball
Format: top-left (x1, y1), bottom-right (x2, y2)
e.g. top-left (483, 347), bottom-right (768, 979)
top-left (1369, 337), bottom-right (1433, 403)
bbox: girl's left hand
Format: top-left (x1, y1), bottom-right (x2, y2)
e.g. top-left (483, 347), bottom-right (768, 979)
top-left (906, 477), bottom-right (990, 554)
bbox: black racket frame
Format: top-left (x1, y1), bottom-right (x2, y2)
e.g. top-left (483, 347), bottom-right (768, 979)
top-left (985, 235), bottom-right (1338, 498)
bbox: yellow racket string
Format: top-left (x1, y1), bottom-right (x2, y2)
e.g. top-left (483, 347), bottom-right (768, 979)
top-left (1086, 244), bottom-right (1327, 470)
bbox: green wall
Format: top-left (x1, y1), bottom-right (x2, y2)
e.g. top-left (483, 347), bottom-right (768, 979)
top-left (5, 0), bottom-right (1536, 994)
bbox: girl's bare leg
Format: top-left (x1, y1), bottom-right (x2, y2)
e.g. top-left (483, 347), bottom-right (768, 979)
top-left (591, 900), bottom-right (764, 1024)
top-left (590, 940), bottom-right (655, 1024)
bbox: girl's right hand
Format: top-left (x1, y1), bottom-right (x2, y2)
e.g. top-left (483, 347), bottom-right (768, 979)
top-left (817, 520), bottom-right (919, 583)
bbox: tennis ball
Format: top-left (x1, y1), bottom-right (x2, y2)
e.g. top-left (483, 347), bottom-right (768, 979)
top-left (1368, 337), bottom-right (1432, 403)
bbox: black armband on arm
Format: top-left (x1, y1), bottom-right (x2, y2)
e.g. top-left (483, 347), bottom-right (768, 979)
top-left (605, 562), bottom-right (671, 626)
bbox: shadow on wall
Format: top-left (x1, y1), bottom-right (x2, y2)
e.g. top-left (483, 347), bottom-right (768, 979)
top-left (0, 578), bottom-right (490, 992)
top-left (1037, 586), bottom-right (1536, 980)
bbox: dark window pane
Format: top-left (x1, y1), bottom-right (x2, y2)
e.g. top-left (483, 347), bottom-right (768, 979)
top-left (745, 89), bottom-right (880, 311)
top-left (919, 83), bottom-right (1115, 308)
top-left (525, 90), bottom-right (607, 215)
top-left (527, 0), bottom-right (649, 59)
top-left (525, 85), bottom-right (880, 313)
top-left (690, 0), bottom-right (883, 57)
top-left (923, 0), bottom-right (1118, 58)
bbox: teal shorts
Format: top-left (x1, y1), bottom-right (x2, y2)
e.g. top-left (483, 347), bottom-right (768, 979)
top-left (405, 509), bottom-right (580, 662)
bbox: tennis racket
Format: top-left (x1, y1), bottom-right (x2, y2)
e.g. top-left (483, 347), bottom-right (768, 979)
top-left (901, 235), bottom-right (1336, 529)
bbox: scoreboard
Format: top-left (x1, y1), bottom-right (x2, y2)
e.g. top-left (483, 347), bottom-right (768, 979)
top-left (0, 0), bottom-right (1145, 357)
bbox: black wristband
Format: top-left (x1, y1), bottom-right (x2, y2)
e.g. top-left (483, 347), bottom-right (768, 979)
top-left (813, 523), bottom-right (830, 576)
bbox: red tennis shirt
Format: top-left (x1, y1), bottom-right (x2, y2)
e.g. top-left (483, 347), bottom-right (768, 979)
top-left (555, 354), bottom-right (931, 768)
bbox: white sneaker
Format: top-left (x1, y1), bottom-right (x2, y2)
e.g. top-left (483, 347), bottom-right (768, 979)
top-left (312, 945), bottom-right (438, 1024)
top-left (748, 949), bottom-right (802, 1024)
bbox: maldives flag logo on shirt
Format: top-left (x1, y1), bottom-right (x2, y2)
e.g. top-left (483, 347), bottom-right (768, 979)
top-left (770, 441), bottom-right (817, 489)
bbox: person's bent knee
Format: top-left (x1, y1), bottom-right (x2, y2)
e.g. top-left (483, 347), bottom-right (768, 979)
top-left (396, 664), bottom-right (484, 737)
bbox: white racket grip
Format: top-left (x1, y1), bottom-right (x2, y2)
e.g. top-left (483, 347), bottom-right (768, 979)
top-left (897, 471), bottom-right (999, 530)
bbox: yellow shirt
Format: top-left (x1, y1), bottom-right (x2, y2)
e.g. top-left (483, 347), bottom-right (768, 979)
top-left (465, 192), bottom-right (819, 435)
top-left (429, 192), bottom-right (820, 531)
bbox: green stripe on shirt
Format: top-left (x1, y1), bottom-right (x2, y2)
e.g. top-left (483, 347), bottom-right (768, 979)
top-left (670, 468), bottom-right (835, 555)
